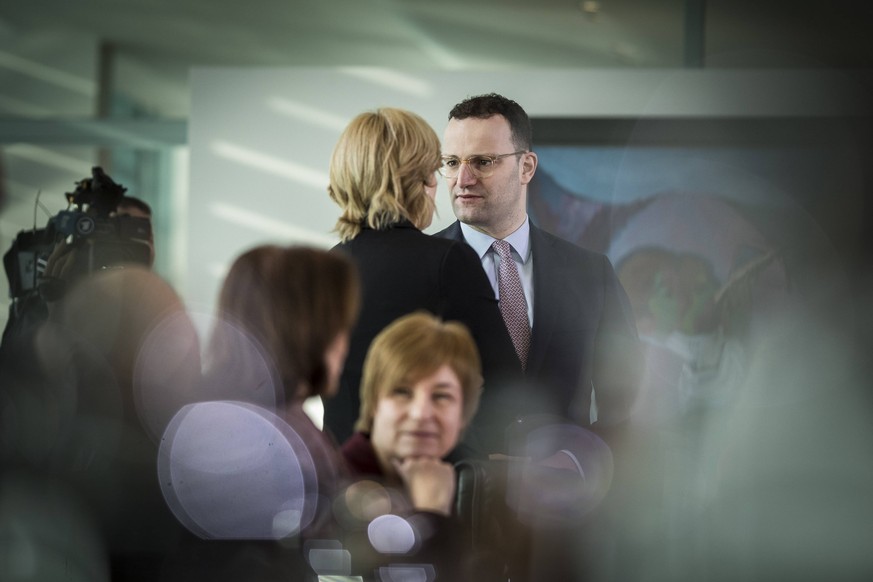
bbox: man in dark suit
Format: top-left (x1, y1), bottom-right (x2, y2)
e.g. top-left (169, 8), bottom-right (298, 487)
top-left (434, 91), bottom-right (645, 582)
top-left (435, 93), bottom-right (643, 452)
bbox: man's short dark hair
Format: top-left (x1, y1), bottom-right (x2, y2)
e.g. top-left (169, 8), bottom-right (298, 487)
top-left (448, 93), bottom-right (532, 152)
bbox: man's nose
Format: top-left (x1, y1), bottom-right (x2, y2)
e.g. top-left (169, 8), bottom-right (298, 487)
top-left (456, 161), bottom-right (477, 188)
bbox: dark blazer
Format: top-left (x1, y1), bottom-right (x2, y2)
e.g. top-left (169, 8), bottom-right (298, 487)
top-left (435, 220), bottom-right (643, 444)
top-left (326, 220), bottom-right (522, 445)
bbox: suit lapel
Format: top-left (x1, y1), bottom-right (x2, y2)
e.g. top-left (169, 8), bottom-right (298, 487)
top-left (526, 224), bottom-right (558, 376)
top-left (439, 220), bottom-right (539, 372)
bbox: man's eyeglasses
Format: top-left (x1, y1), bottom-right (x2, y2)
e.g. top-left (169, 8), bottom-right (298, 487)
top-left (438, 151), bottom-right (527, 179)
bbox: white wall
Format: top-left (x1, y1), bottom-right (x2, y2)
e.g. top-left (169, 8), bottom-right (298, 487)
top-left (186, 67), bottom-right (869, 311)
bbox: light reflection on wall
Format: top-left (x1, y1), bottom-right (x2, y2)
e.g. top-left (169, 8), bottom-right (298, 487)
top-left (209, 201), bottom-right (337, 247)
top-left (210, 140), bottom-right (329, 189)
top-left (267, 97), bottom-right (349, 132)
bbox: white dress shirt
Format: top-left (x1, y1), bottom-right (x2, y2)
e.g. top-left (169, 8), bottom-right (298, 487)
top-left (459, 217), bottom-right (535, 328)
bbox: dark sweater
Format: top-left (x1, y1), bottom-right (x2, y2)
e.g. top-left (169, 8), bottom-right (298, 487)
top-left (340, 431), bottom-right (383, 477)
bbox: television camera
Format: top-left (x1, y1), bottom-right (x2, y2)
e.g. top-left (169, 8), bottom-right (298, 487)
top-left (3, 167), bottom-right (152, 308)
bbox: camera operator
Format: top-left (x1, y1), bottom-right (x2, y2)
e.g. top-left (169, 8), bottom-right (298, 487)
top-left (1, 169), bottom-right (197, 580)
top-left (1, 168), bottom-right (153, 360)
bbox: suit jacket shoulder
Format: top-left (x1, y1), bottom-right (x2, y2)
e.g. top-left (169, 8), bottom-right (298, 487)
top-left (530, 222), bottom-right (611, 268)
top-left (432, 221), bottom-right (464, 242)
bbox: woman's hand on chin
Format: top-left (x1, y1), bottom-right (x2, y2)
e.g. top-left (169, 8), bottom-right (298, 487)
top-left (392, 456), bottom-right (456, 516)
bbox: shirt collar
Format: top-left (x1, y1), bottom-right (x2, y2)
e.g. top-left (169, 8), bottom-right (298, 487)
top-left (459, 216), bottom-right (531, 263)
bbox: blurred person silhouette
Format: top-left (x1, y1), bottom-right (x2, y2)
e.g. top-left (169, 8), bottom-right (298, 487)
top-left (157, 245), bottom-right (360, 580)
top-left (1, 264), bottom-right (202, 581)
top-left (325, 107), bottom-right (522, 448)
top-left (0, 170), bottom-right (186, 580)
top-left (205, 244), bottom-right (359, 493)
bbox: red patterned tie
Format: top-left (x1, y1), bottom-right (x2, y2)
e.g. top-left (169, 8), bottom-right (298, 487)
top-left (492, 239), bottom-right (531, 369)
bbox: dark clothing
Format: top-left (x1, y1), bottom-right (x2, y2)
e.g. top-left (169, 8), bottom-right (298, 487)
top-left (340, 430), bottom-right (383, 477)
top-left (327, 220), bottom-right (522, 445)
top-left (339, 431), bottom-right (481, 580)
top-left (435, 221), bottom-right (643, 452)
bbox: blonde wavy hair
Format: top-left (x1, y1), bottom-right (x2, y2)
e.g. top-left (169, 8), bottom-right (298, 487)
top-left (328, 108), bottom-right (440, 242)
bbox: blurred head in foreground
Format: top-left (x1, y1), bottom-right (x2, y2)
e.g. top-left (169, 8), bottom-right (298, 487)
top-left (215, 245), bottom-right (360, 402)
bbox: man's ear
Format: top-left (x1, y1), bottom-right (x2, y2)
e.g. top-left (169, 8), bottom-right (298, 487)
top-left (519, 151), bottom-right (538, 186)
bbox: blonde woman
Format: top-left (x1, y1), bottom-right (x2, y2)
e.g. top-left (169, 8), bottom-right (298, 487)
top-left (326, 108), bottom-right (521, 448)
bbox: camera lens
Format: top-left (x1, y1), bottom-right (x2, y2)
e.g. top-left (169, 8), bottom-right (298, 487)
top-left (75, 215), bottom-right (95, 236)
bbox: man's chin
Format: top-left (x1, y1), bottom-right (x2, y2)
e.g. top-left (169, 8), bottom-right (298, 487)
top-left (452, 206), bottom-right (480, 224)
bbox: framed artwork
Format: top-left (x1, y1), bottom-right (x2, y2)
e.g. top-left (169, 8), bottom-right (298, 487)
top-left (529, 116), bottom-right (860, 422)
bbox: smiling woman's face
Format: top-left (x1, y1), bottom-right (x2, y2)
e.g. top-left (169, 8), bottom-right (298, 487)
top-left (370, 364), bottom-right (464, 468)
